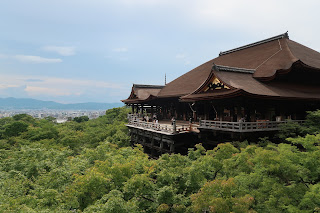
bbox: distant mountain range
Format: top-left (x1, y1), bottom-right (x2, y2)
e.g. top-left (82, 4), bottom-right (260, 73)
top-left (0, 97), bottom-right (123, 110)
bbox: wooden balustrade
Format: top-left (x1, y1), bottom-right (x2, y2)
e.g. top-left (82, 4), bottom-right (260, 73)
top-left (199, 120), bottom-right (305, 132)
top-left (127, 114), bottom-right (191, 134)
top-left (127, 114), bottom-right (305, 133)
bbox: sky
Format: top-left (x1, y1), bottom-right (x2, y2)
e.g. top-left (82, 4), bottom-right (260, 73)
top-left (0, 0), bottom-right (319, 103)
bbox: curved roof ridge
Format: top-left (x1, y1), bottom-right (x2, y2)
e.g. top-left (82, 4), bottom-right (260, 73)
top-left (285, 39), bottom-right (320, 70)
top-left (219, 32), bottom-right (289, 56)
top-left (284, 38), bottom-right (299, 63)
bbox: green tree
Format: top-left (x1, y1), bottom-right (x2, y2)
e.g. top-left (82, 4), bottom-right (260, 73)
top-left (73, 116), bottom-right (89, 123)
top-left (3, 121), bottom-right (29, 137)
top-left (190, 178), bottom-right (255, 213)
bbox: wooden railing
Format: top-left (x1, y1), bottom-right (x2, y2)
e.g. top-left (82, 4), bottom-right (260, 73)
top-left (127, 114), bottom-right (191, 134)
top-left (199, 120), bottom-right (305, 132)
top-left (127, 114), bottom-right (304, 133)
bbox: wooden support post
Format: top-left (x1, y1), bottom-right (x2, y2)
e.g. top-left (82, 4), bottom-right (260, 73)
top-left (173, 119), bottom-right (177, 133)
top-left (237, 106), bottom-right (242, 122)
top-left (141, 135), bottom-right (145, 145)
top-left (170, 142), bottom-right (175, 153)
top-left (204, 103), bottom-right (208, 120)
top-left (160, 140), bottom-right (164, 154)
top-left (151, 136), bottom-right (155, 157)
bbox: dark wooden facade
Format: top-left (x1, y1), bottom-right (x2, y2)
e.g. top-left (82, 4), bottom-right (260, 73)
top-left (122, 33), bottom-right (320, 155)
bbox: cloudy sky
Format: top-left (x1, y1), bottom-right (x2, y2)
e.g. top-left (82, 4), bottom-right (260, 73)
top-left (0, 0), bottom-right (319, 103)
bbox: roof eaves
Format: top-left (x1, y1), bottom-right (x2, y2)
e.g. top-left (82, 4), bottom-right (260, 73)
top-left (219, 32), bottom-right (289, 56)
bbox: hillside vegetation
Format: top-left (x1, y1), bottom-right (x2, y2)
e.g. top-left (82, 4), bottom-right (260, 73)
top-left (0, 108), bottom-right (320, 212)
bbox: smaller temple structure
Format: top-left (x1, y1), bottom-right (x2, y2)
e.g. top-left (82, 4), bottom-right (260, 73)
top-left (122, 32), bottom-right (320, 156)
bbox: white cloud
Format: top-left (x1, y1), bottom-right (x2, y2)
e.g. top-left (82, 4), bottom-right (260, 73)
top-left (43, 46), bottom-right (75, 56)
top-left (175, 53), bottom-right (186, 59)
top-left (0, 84), bottom-right (19, 89)
top-left (184, 0), bottom-right (320, 43)
top-left (45, 77), bottom-right (123, 89)
top-left (0, 54), bottom-right (8, 59)
top-left (184, 60), bottom-right (191, 65)
top-left (0, 74), bottom-right (124, 99)
top-left (113, 47), bottom-right (128, 52)
top-left (25, 79), bottom-right (45, 82)
top-left (25, 86), bottom-right (71, 96)
top-left (118, 0), bottom-right (171, 7)
top-left (175, 53), bottom-right (190, 65)
top-left (13, 55), bottom-right (62, 63)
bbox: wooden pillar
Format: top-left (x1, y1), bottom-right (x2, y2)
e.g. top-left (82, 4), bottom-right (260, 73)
top-left (130, 131), bottom-right (134, 146)
top-left (204, 103), bottom-right (209, 120)
top-left (151, 137), bottom-right (155, 157)
top-left (237, 106), bottom-right (242, 122)
top-left (230, 107), bottom-right (235, 122)
top-left (160, 139), bottom-right (164, 154)
top-left (219, 106), bottom-right (223, 121)
top-left (141, 135), bottom-right (146, 145)
top-left (170, 142), bottom-right (175, 153)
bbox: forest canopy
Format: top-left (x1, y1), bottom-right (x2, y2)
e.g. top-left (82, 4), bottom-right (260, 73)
top-left (0, 107), bottom-right (320, 212)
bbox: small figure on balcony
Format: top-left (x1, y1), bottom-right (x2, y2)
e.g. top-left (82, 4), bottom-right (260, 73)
top-left (171, 117), bottom-right (175, 125)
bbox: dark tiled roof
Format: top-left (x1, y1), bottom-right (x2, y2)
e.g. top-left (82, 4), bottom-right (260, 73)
top-left (157, 59), bottom-right (214, 98)
top-left (125, 33), bottom-right (320, 103)
top-left (122, 84), bottom-right (164, 103)
top-left (159, 33), bottom-right (320, 99)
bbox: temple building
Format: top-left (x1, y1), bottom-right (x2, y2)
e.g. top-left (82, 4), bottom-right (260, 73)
top-left (122, 32), bottom-right (320, 156)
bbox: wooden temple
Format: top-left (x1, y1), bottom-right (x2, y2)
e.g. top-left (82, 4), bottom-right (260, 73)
top-left (122, 32), bottom-right (320, 156)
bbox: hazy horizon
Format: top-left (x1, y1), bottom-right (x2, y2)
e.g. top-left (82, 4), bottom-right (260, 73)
top-left (0, 97), bottom-right (123, 105)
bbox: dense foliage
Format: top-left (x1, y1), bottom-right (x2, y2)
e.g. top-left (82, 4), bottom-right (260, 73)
top-left (0, 108), bottom-right (320, 212)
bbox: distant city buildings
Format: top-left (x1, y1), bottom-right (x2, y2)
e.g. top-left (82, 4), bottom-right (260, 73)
top-left (0, 110), bottom-right (106, 123)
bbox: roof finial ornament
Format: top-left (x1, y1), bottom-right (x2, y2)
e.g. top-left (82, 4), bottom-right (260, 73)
top-left (212, 63), bottom-right (219, 71)
top-left (284, 31), bottom-right (289, 39)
